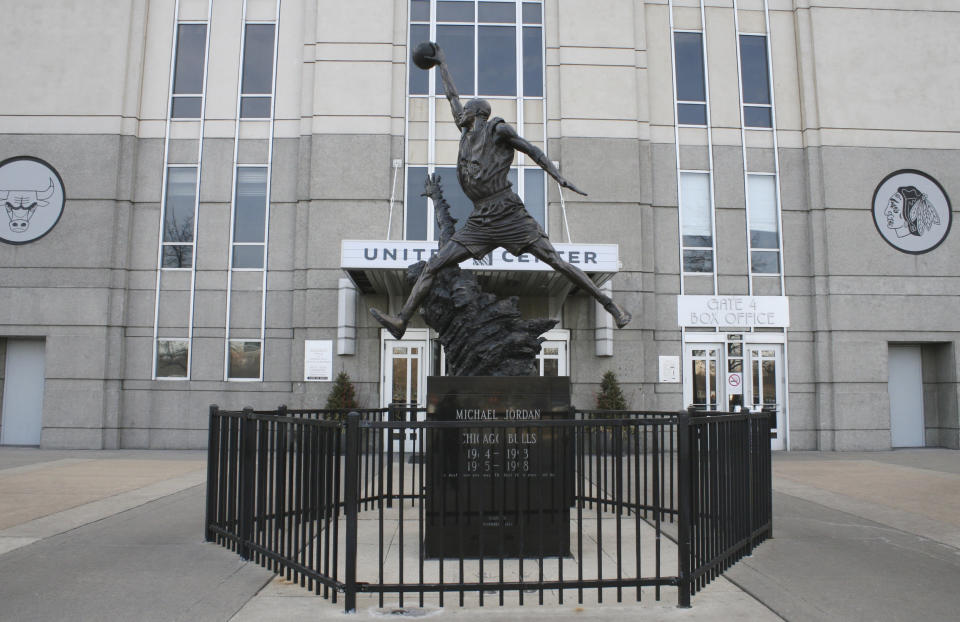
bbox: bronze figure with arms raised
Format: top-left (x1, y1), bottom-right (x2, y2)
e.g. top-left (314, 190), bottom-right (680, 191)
top-left (370, 41), bottom-right (631, 339)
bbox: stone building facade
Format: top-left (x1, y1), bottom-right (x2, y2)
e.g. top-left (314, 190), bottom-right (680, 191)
top-left (0, 0), bottom-right (957, 450)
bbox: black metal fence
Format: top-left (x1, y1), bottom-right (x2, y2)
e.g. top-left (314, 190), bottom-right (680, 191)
top-left (205, 405), bottom-right (772, 612)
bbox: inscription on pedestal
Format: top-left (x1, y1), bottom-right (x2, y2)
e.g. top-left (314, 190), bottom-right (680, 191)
top-left (424, 376), bottom-right (572, 558)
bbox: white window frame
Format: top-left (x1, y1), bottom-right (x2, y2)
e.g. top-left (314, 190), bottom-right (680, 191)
top-left (151, 0), bottom-right (213, 381)
top-left (223, 0), bottom-right (281, 382)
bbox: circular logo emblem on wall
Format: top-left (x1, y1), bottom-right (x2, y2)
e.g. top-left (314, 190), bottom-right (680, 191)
top-left (872, 170), bottom-right (952, 254)
top-left (0, 156), bottom-right (67, 245)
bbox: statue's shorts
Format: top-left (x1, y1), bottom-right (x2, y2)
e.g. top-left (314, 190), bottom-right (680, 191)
top-left (449, 189), bottom-right (548, 260)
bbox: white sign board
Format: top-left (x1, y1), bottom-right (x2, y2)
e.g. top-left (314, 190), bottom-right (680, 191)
top-left (659, 356), bottom-right (680, 383)
top-left (304, 340), bottom-right (333, 382)
top-left (726, 372), bottom-right (743, 394)
top-left (341, 240), bottom-right (619, 272)
top-left (677, 296), bottom-right (790, 328)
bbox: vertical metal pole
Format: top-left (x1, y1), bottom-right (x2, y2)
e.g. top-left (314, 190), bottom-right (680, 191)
top-left (205, 404), bottom-right (220, 542)
top-left (386, 404), bottom-right (396, 508)
top-left (344, 412), bottom-right (361, 613)
top-left (747, 413), bottom-right (755, 553)
top-left (676, 412), bottom-right (692, 608)
top-left (238, 407), bottom-right (256, 560)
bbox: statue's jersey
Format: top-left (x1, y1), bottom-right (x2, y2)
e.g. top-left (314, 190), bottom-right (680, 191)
top-left (448, 117), bottom-right (548, 259)
top-left (457, 117), bottom-right (514, 206)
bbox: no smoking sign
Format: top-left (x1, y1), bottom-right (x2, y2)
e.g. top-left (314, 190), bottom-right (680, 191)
top-left (727, 372), bottom-right (743, 394)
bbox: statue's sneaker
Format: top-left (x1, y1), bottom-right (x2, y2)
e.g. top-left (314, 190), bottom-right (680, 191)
top-left (370, 308), bottom-right (407, 339)
top-left (604, 300), bottom-right (632, 329)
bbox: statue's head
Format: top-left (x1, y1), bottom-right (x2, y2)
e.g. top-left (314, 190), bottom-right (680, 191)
top-left (460, 98), bottom-right (491, 128)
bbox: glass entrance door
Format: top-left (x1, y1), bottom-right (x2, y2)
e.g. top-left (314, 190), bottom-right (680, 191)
top-left (382, 334), bottom-right (427, 452)
top-left (745, 345), bottom-right (785, 451)
top-left (683, 343), bottom-right (721, 411)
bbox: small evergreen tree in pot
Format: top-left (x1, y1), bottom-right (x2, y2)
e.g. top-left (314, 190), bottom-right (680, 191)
top-left (326, 371), bottom-right (360, 411)
top-left (596, 370), bottom-right (627, 411)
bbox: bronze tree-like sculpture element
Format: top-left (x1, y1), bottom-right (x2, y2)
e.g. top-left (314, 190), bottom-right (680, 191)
top-left (409, 174), bottom-right (556, 376)
top-left (370, 41), bottom-right (631, 363)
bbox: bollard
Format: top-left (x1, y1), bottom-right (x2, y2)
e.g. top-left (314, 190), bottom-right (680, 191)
top-left (676, 411), bottom-right (692, 608)
top-left (205, 404), bottom-right (221, 542)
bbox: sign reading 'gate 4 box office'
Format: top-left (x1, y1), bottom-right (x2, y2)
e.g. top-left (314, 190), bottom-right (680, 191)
top-left (677, 295), bottom-right (790, 328)
top-left (424, 376), bottom-right (572, 558)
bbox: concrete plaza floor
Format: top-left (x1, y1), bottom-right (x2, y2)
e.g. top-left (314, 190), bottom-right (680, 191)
top-left (0, 447), bottom-right (958, 621)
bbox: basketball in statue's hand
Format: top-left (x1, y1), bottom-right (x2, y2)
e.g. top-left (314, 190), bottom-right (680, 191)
top-left (412, 41), bottom-right (440, 70)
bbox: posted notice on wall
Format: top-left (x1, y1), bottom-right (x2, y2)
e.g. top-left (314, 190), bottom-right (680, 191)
top-left (659, 356), bottom-right (680, 383)
top-left (304, 340), bottom-right (333, 382)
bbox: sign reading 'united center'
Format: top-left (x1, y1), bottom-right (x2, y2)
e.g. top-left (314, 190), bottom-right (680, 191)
top-left (341, 240), bottom-right (619, 272)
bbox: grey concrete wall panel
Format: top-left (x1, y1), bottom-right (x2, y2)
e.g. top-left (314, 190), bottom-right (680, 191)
top-left (199, 140), bottom-right (235, 202)
top-left (678, 145), bottom-right (709, 172)
top-left (650, 144), bottom-right (679, 208)
top-left (746, 148), bottom-right (775, 174)
top-left (712, 146), bottom-right (746, 210)
top-left (310, 135), bottom-right (393, 200)
top-left (237, 139), bottom-right (269, 165)
top-left (558, 138), bottom-right (643, 204)
top-left (133, 139), bottom-right (165, 204)
top-left (168, 140), bottom-right (200, 165)
top-left (715, 207), bottom-right (748, 276)
top-left (196, 204), bottom-right (231, 270)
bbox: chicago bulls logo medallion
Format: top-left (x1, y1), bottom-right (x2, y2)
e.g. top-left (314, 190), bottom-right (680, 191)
top-left (0, 156), bottom-right (66, 244)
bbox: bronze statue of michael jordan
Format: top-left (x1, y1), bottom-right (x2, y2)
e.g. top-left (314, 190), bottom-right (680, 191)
top-left (370, 41), bottom-right (631, 339)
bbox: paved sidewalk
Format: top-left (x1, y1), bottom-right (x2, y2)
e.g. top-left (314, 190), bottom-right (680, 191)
top-left (725, 449), bottom-right (960, 622)
top-left (1, 447), bottom-right (958, 621)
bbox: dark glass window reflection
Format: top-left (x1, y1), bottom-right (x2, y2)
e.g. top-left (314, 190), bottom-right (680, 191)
top-left (674, 32), bottom-right (705, 102)
top-left (410, 0), bottom-right (430, 21)
top-left (233, 245), bottom-right (265, 269)
top-left (406, 166), bottom-right (428, 240)
top-left (156, 340), bottom-right (188, 377)
top-left (744, 106), bottom-right (771, 128)
top-left (677, 103), bottom-right (706, 125)
top-left (228, 341), bottom-right (261, 379)
top-left (240, 97), bottom-right (271, 118)
top-left (478, 26), bottom-right (516, 95)
top-left (436, 25), bottom-right (474, 96)
top-left (524, 168), bottom-right (545, 228)
top-left (683, 249), bottom-right (713, 273)
top-left (409, 24), bottom-right (430, 94)
top-left (751, 250), bottom-right (779, 274)
top-left (171, 97), bottom-right (201, 118)
top-left (437, 1), bottom-right (474, 22)
top-left (522, 2), bottom-right (541, 24)
top-left (739, 35), bottom-right (770, 104)
top-left (479, 2), bottom-right (515, 22)
top-left (164, 167), bottom-right (196, 243)
top-left (173, 24), bottom-right (206, 95)
top-left (242, 24), bottom-right (276, 95)
top-left (162, 245), bottom-right (193, 269)
top-left (234, 167), bottom-right (268, 243)
top-left (522, 26), bottom-right (542, 97)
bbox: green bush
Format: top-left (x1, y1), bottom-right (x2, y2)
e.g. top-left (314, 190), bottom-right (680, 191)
top-left (325, 371), bottom-right (360, 410)
top-left (596, 370), bottom-right (627, 410)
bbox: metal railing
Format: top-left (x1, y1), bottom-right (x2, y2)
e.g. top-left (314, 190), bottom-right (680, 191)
top-left (205, 404), bottom-right (772, 612)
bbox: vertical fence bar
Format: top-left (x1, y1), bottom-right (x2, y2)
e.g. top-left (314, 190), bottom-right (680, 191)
top-left (205, 405), bottom-right (221, 542)
top-left (677, 412), bottom-right (691, 607)
top-left (344, 412), bottom-right (360, 613)
top-left (238, 407), bottom-right (256, 560)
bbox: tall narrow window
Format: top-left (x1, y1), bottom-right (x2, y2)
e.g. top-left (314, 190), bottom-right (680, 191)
top-left (171, 24), bottom-right (207, 118)
top-left (406, 1), bottom-right (546, 240)
top-left (232, 167), bottom-right (268, 269)
top-left (240, 24), bottom-right (276, 118)
top-left (680, 172), bottom-right (713, 273)
top-left (674, 32), bottom-right (706, 126)
top-left (747, 174), bottom-right (780, 274)
top-left (739, 35), bottom-right (772, 128)
top-left (161, 167), bottom-right (197, 268)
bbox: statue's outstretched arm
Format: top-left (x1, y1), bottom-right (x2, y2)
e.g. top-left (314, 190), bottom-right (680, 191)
top-left (420, 43), bottom-right (465, 129)
top-left (496, 123), bottom-right (587, 196)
